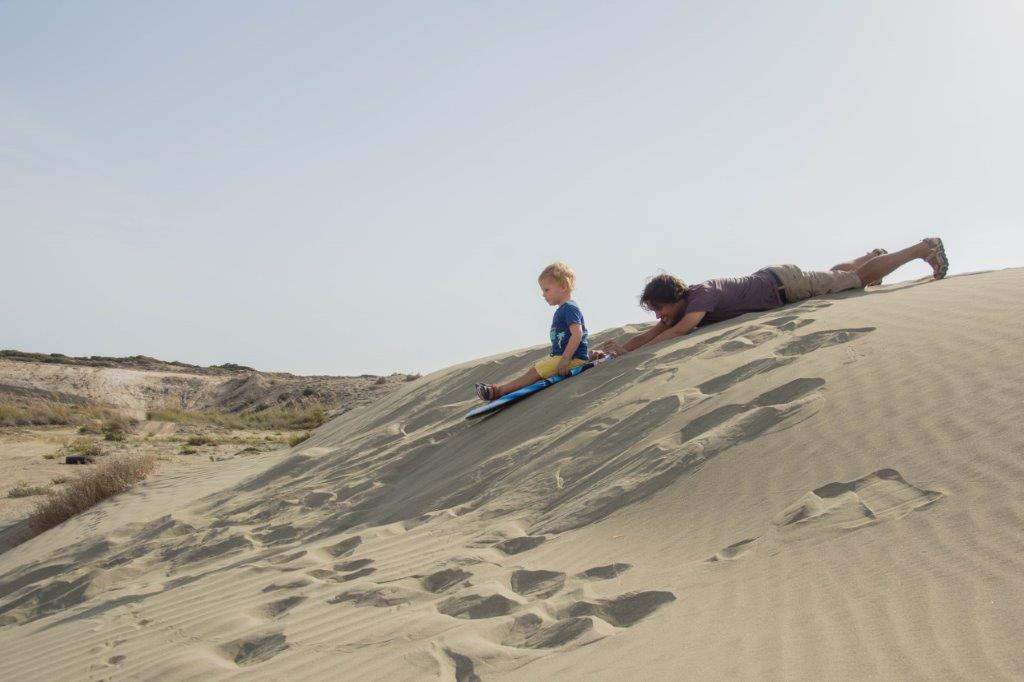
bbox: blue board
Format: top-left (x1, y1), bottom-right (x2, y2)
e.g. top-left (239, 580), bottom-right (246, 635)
top-left (465, 357), bottom-right (612, 420)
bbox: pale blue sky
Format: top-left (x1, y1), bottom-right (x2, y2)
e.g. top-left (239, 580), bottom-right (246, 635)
top-left (2, 1), bottom-right (1021, 375)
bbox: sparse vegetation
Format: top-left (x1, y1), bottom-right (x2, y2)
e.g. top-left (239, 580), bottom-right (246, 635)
top-left (62, 438), bottom-right (104, 458)
top-left (28, 456), bottom-right (157, 535)
top-left (180, 446), bottom-right (198, 455)
top-left (147, 407), bottom-right (326, 430)
top-left (0, 401), bottom-right (124, 428)
top-left (102, 414), bottom-right (137, 441)
top-left (8, 483), bottom-right (51, 498)
top-left (186, 434), bottom-right (214, 446)
top-left (288, 431), bottom-right (313, 447)
top-left (51, 476), bottom-right (70, 485)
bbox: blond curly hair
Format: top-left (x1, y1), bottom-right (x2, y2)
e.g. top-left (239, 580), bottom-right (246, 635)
top-left (538, 261), bottom-right (576, 290)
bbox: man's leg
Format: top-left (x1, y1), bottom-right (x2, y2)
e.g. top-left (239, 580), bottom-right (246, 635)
top-left (831, 249), bottom-right (886, 272)
top-left (854, 238), bottom-right (947, 287)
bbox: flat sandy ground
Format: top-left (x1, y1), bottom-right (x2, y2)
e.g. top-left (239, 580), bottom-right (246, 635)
top-left (0, 269), bottom-right (1022, 680)
top-left (0, 422), bottom-right (293, 548)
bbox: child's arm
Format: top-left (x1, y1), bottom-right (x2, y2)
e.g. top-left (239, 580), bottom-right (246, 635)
top-left (556, 324), bottom-right (584, 376)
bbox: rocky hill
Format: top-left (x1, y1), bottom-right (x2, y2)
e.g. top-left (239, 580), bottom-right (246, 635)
top-left (0, 350), bottom-right (417, 418)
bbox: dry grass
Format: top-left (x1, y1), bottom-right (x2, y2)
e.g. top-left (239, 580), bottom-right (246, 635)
top-left (0, 401), bottom-right (124, 428)
top-left (29, 456), bottom-right (157, 535)
top-left (288, 431), bottom-right (313, 447)
top-left (147, 407), bottom-right (326, 430)
top-left (7, 483), bottom-right (51, 498)
top-left (62, 438), bottom-right (104, 458)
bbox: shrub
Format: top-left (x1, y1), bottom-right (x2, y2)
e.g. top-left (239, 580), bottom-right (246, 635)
top-left (186, 435), bottom-right (214, 446)
top-left (63, 438), bottom-right (103, 458)
top-left (375, 376), bottom-right (387, 385)
top-left (8, 483), bottom-right (50, 498)
top-left (180, 446), bottom-right (198, 455)
top-left (51, 476), bottom-right (70, 485)
top-left (288, 431), bottom-right (312, 447)
top-left (147, 407), bottom-right (326, 430)
top-left (102, 414), bottom-right (137, 441)
top-left (29, 456), bottom-right (157, 535)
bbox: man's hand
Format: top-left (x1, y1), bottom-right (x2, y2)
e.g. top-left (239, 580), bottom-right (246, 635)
top-left (556, 357), bottom-right (571, 377)
top-left (600, 340), bottom-right (628, 357)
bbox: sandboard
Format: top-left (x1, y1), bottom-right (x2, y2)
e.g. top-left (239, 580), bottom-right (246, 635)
top-left (465, 356), bottom-right (612, 420)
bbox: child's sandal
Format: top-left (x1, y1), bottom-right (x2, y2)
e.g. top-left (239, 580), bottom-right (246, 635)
top-left (475, 383), bottom-right (499, 401)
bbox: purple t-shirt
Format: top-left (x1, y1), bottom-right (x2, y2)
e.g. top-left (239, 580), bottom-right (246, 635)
top-left (684, 271), bottom-right (783, 325)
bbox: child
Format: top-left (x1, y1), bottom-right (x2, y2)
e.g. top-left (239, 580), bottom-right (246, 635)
top-left (475, 261), bottom-right (589, 401)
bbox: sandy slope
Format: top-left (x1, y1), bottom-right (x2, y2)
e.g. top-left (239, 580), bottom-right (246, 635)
top-left (0, 269), bottom-right (1022, 680)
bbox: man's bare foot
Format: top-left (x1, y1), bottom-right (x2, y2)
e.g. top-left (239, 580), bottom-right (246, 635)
top-left (922, 238), bottom-right (948, 279)
top-left (866, 248), bottom-right (888, 286)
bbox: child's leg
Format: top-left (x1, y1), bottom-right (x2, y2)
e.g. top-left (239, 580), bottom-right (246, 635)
top-left (476, 368), bottom-right (544, 401)
top-left (497, 368), bottom-right (544, 396)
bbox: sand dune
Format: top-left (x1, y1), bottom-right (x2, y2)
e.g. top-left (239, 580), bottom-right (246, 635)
top-left (1, 269), bottom-right (1023, 679)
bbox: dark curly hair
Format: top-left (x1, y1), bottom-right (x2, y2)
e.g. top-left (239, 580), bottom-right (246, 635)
top-left (640, 273), bottom-right (689, 311)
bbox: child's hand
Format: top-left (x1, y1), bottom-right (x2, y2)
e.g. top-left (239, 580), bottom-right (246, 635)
top-left (557, 358), bottom-right (571, 376)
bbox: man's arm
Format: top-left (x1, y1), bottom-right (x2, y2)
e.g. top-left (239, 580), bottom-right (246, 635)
top-left (602, 312), bottom-right (706, 356)
top-left (648, 311), bottom-right (706, 345)
top-left (600, 321), bottom-right (667, 357)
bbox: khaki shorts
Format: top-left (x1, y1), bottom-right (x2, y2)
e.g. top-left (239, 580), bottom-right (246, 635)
top-left (764, 264), bottom-right (862, 303)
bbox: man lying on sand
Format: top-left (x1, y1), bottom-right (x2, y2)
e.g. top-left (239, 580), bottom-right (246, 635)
top-left (601, 238), bottom-right (948, 357)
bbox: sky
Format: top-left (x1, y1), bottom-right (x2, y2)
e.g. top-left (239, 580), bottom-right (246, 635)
top-left (2, 0), bottom-right (1022, 376)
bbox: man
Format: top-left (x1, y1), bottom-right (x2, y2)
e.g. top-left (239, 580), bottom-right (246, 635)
top-left (601, 238), bottom-right (947, 357)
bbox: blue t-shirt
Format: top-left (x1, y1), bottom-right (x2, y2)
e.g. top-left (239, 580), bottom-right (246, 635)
top-left (550, 300), bottom-right (589, 361)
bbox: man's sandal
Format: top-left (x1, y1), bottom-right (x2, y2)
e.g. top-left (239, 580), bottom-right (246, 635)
top-left (923, 238), bottom-right (948, 279)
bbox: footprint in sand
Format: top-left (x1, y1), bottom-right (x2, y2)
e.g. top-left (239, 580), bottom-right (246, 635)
top-left (575, 563), bottom-right (633, 580)
top-left (706, 537), bottom-right (758, 562)
top-left (324, 535), bottom-right (362, 558)
top-left (776, 468), bottom-right (942, 530)
top-left (501, 613), bottom-right (596, 649)
top-left (558, 590), bottom-right (677, 628)
top-left (252, 595), bottom-right (306, 620)
top-left (437, 593), bottom-right (520, 619)
top-left (262, 579), bottom-right (310, 593)
top-left (442, 648), bottom-right (481, 682)
top-left (219, 632), bottom-right (288, 667)
top-left (761, 314), bottom-right (814, 330)
top-left (327, 585), bottom-right (420, 608)
top-left (421, 568), bottom-right (473, 594)
top-left (509, 569), bottom-right (565, 599)
top-left (494, 536), bottom-right (547, 555)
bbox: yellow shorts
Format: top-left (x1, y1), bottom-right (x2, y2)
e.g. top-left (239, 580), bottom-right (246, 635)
top-left (534, 355), bottom-right (588, 379)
